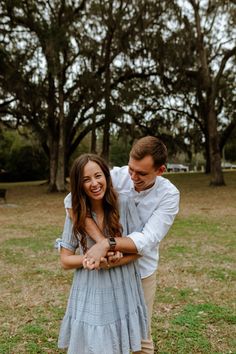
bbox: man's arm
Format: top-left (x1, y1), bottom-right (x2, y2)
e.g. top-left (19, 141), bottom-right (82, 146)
top-left (85, 189), bottom-right (179, 268)
top-left (85, 238), bottom-right (139, 269)
top-left (65, 210), bottom-right (125, 268)
top-left (128, 190), bottom-right (180, 256)
top-left (66, 208), bottom-right (105, 243)
top-left (85, 216), bottom-right (138, 253)
top-left (84, 217), bottom-right (138, 269)
top-left (99, 254), bottom-right (141, 270)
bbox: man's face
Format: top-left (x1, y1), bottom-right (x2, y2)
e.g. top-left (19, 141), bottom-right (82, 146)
top-left (128, 155), bottom-right (165, 192)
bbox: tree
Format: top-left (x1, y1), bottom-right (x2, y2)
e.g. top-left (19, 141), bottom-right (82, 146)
top-left (153, 0), bottom-right (236, 185)
top-left (187, 0), bottom-right (236, 185)
top-left (126, 0), bottom-right (236, 186)
top-left (0, 0), bottom-right (170, 186)
top-left (0, 0), bottom-right (107, 191)
top-left (1, 0), bottom-right (235, 189)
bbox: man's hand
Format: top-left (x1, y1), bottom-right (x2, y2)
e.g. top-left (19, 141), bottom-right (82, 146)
top-left (98, 257), bottom-right (110, 270)
top-left (107, 251), bottom-right (123, 263)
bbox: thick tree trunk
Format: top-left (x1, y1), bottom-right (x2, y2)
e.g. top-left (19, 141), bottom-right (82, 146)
top-left (55, 80), bottom-right (66, 192)
top-left (91, 107), bottom-right (97, 154)
top-left (191, 1), bottom-right (225, 185)
top-left (101, 118), bottom-right (110, 162)
top-left (47, 73), bottom-right (59, 192)
top-left (101, 60), bottom-right (111, 162)
top-left (204, 132), bottom-right (211, 174)
top-left (48, 138), bottom-right (58, 192)
top-left (207, 108), bottom-right (225, 186)
top-left (101, 26), bottom-right (113, 162)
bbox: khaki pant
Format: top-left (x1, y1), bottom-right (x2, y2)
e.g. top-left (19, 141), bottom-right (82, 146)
top-left (134, 271), bottom-right (157, 354)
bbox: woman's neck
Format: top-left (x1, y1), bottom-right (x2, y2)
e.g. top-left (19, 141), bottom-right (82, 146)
top-left (90, 200), bottom-right (104, 231)
top-left (90, 200), bottom-right (104, 216)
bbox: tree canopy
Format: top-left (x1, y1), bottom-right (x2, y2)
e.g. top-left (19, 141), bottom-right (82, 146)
top-left (0, 0), bottom-right (235, 190)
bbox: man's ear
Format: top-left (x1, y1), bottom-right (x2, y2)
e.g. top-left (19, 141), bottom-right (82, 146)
top-left (156, 165), bottom-right (166, 176)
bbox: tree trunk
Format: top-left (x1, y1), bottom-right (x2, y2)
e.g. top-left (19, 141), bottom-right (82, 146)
top-left (101, 57), bottom-right (111, 162)
top-left (191, 1), bottom-right (225, 184)
top-left (91, 105), bottom-right (97, 154)
top-left (55, 78), bottom-right (66, 192)
top-left (207, 108), bottom-right (225, 186)
top-left (204, 131), bottom-right (211, 174)
top-left (47, 73), bottom-right (59, 192)
top-left (101, 118), bottom-right (110, 162)
top-left (48, 138), bottom-right (58, 192)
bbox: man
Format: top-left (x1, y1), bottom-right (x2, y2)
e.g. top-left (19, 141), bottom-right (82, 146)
top-left (65, 136), bottom-right (180, 354)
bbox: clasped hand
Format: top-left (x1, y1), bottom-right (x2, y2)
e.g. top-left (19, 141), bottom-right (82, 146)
top-left (83, 251), bottom-right (123, 270)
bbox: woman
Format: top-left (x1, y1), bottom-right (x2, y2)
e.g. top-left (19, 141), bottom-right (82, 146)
top-left (56, 154), bottom-right (147, 354)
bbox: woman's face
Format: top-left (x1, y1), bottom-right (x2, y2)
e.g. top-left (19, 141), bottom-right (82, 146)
top-left (82, 160), bottom-right (107, 202)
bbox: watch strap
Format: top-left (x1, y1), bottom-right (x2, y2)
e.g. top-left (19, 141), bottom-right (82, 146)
top-left (108, 237), bottom-right (116, 250)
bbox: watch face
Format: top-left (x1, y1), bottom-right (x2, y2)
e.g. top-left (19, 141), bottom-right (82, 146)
top-left (109, 237), bottom-right (116, 249)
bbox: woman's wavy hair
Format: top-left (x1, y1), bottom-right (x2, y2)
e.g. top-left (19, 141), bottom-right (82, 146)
top-left (70, 154), bottom-right (122, 252)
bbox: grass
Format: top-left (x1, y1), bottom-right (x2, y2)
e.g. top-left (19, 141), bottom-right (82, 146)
top-left (0, 171), bottom-right (236, 353)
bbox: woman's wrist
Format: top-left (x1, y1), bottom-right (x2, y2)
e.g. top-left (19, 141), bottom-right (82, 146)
top-left (101, 238), bottom-right (110, 252)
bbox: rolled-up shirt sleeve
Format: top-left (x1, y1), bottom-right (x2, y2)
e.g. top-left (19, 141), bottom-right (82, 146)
top-left (128, 190), bottom-right (180, 255)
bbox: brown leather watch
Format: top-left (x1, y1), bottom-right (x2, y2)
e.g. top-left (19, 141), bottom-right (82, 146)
top-left (108, 237), bottom-right (116, 250)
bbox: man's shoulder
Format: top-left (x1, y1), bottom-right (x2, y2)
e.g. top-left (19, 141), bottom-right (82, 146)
top-left (64, 193), bottom-right (72, 208)
top-left (111, 165), bottom-right (131, 191)
top-left (157, 176), bottom-right (179, 195)
top-left (111, 165), bottom-right (129, 176)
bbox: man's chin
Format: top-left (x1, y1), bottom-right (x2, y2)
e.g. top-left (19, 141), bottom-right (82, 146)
top-left (134, 183), bottom-right (144, 191)
top-left (135, 181), bottom-right (155, 192)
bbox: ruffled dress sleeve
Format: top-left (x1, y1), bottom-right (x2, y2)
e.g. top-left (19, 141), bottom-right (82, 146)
top-left (55, 215), bottom-right (79, 253)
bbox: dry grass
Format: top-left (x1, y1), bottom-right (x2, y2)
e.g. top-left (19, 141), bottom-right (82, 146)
top-left (0, 172), bottom-right (235, 353)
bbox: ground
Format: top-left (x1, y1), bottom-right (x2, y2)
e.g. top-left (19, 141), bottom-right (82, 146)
top-left (0, 172), bottom-right (235, 353)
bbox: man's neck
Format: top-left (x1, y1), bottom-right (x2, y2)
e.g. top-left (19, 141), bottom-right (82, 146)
top-left (135, 181), bottom-right (156, 193)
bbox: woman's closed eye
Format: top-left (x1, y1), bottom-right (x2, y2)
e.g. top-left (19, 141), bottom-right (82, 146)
top-left (83, 177), bottom-right (90, 183)
top-left (83, 174), bottom-right (102, 183)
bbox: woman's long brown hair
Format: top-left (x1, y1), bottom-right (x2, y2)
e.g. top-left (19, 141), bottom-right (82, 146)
top-left (70, 154), bottom-right (122, 253)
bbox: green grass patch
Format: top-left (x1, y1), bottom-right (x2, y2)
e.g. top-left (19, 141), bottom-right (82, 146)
top-left (173, 303), bottom-right (236, 327)
top-left (166, 245), bottom-right (189, 257)
top-left (171, 217), bottom-right (224, 239)
top-left (157, 287), bottom-right (195, 303)
top-left (153, 303), bottom-right (236, 353)
top-left (152, 316), bottom-right (212, 354)
top-left (0, 226), bottom-right (62, 268)
top-left (208, 268), bottom-right (236, 281)
top-left (0, 304), bottom-right (66, 353)
top-left (1, 173), bottom-right (236, 353)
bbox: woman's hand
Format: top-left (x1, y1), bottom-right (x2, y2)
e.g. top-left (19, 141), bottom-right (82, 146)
top-left (84, 239), bottom-right (109, 269)
top-left (83, 248), bottom-right (124, 270)
top-left (82, 254), bottom-right (94, 269)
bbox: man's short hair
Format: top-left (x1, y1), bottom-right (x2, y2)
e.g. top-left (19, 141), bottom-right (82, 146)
top-left (130, 136), bottom-right (167, 169)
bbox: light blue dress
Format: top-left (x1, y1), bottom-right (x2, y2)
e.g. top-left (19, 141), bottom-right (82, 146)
top-left (56, 195), bottom-right (147, 354)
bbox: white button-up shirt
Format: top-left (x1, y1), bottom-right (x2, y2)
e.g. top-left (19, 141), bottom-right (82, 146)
top-left (110, 166), bottom-right (180, 278)
top-left (64, 166), bottom-right (180, 278)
